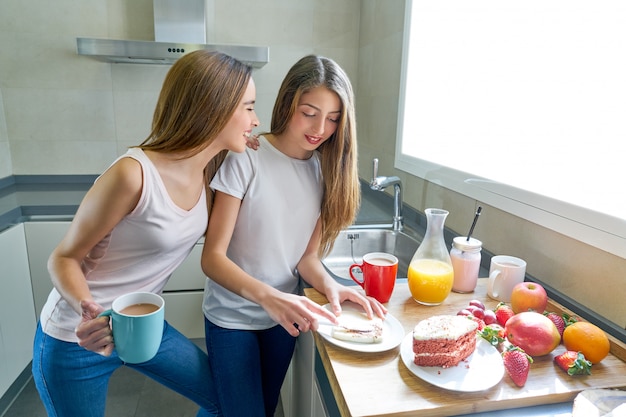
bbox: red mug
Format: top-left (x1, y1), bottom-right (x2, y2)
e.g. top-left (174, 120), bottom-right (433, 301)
top-left (349, 252), bottom-right (398, 303)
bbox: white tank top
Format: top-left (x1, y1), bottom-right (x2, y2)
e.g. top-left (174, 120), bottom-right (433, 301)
top-left (40, 148), bottom-right (208, 342)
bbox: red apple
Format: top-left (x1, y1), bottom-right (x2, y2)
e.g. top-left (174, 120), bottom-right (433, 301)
top-left (510, 282), bottom-right (548, 314)
top-left (505, 311), bottom-right (561, 356)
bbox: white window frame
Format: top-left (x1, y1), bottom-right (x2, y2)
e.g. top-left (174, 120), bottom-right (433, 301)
top-left (396, 0), bottom-right (626, 259)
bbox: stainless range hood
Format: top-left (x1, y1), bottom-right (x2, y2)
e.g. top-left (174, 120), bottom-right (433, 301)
top-left (76, 0), bottom-right (269, 68)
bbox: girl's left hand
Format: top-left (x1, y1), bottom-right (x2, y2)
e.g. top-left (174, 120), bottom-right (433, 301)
top-left (245, 134), bottom-right (260, 150)
top-left (324, 284), bottom-right (388, 321)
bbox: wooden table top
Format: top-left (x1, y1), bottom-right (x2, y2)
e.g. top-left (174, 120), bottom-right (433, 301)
top-left (305, 280), bottom-right (626, 417)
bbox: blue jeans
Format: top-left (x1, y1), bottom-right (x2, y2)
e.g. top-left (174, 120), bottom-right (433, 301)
top-left (204, 318), bottom-right (296, 417)
top-left (32, 321), bottom-right (221, 417)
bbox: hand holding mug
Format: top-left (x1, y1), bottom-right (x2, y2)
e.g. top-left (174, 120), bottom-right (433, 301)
top-left (349, 252), bottom-right (398, 303)
top-left (75, 299), bottom-right (115, 356)
top-left (98, 292), bottom-right (165, 363)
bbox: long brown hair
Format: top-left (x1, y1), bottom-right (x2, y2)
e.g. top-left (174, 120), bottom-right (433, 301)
top-left (270, 55), bottom-right (360, 257)
top-left (138, 50), bottom-right (252, 209)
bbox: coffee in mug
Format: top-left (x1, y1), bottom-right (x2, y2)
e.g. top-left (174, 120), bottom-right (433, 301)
top-left (120, 303), bottom-right (160, 316)
top-left (487, 255), bottom-right (527, 302)
top-left (366, 257), bottom-right (396, 266)
top-left (99, 292), bottom-right (165, 363)
top-left (349, 252), bottom-right (398, 303)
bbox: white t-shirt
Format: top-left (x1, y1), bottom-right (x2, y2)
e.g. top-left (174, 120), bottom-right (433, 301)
top-left (40, 148), bottom-right (208, 342)
top-left (203, 136), bottom-right (323, 330)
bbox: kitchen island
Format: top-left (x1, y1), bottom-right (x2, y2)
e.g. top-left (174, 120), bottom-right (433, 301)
top-left (303, 281), bottom-right (626, 417)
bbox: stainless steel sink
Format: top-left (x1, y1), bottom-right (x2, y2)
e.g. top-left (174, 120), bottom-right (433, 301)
top-left (322, 228), bottom-right (421, 282)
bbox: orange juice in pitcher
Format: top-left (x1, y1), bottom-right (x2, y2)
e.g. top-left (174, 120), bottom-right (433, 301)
top-left (408, 259), bottom-right (454, 305)
top-left (407, 209), bottom-right (454, 305)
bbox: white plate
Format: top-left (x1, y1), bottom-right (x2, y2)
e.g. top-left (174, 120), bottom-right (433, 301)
top-left (316, 302), bottom-right (405, 353)
top-left (400, 332), bottom-right (504, 392)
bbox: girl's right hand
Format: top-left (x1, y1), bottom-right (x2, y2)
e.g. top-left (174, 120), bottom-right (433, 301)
top-left (75, 299), bottom-right (115, 356)
top-left (260, 291), bottom-right (338, 337)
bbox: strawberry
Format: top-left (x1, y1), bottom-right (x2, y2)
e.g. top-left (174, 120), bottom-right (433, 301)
top-left (563, 313), bottom-right (579, 327)
top-left (554, 351), bottom-right (592, 376)
top-left (544, 312), bottom-right (566, 338)
top-left (502, 345), bottom-right (533, 387)
top-left (479, 324), bottom-right (506, 349)
top-left (495, 302), bottom-right (515, 327)
top-left (545, 312), bottom-right (579, 338)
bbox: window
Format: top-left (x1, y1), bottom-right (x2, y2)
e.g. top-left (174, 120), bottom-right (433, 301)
top-left (396, 0), bottom-right (626, 258)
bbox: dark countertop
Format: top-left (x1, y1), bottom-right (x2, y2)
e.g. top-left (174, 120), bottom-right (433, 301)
top-left (0, 175), bottom-right (396, 231)
top-left (0, 175), bottom-right (96, 232)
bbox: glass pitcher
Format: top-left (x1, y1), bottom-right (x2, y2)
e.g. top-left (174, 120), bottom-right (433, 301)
top-left (407, 208), bottom-right (454, 305)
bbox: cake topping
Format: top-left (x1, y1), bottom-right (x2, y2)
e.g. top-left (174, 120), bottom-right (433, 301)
top-left (413, 315), bottom-right (478, 340)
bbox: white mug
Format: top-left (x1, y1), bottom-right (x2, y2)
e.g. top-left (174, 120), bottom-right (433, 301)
top-left (487, 255), bottom-right (527, 302)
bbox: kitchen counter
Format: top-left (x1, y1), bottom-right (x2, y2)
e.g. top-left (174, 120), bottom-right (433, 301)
top-left (3, 175), bottom-right (625, 416)
top-left (304, 281), bottom-right (626, 417)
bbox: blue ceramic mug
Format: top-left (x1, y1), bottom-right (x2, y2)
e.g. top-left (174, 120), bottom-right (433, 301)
top-left (99, 292), bottom-right (165, 364)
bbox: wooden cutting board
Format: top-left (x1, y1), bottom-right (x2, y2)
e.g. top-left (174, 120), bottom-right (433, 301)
top-left (305, 280), bottom-right (626, 417)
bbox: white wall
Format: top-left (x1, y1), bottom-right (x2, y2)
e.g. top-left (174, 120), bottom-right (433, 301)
top-left (0, 0), bottom-right (360, 174)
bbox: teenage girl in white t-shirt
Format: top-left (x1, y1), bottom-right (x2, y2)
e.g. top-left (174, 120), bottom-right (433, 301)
top-left (201, 55), bottom-right (387, 417)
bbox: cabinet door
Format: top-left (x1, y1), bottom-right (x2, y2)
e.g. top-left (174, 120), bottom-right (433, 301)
top-left (23, 222), bottom-right (70, 318)
top-left (161, 292), bottom-right (204, 339)
top-left (0, 224), bottom-right (37, 398)
top-left (288, 331), bottom-right (318, 417)
top-left (163, 243), bottom-right (206, 291)
top-left (0, 319), bottom-right (7, 398)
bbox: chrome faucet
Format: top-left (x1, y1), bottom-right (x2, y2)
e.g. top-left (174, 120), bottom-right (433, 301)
top-left (369, 158), bottom-right (403, 231)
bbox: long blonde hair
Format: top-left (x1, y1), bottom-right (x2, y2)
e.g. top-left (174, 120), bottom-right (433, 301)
top-left (138, 50), bottom-right (252, 211)
top-left (269, 55), bottom-right (360, 257)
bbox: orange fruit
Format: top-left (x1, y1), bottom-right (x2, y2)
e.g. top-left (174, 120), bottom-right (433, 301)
top-left (562, 321), bottom-right (610, 364)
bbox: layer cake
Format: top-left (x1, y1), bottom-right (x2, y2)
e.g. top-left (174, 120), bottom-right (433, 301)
top-left (412, 315), bottom-right (478, 368)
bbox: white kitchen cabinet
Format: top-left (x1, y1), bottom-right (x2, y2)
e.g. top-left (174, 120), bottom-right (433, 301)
top-left (312, 378), bottom-right (326, 417)
top-left (0, 224), bottom-right (37, 398)
top-left (23, 221), bottom-right (70, 318)
top-left (283, 331), bottom-right (328, 417)
top-left (162, 242), bottom-right (206, 339)
top-left (0, 327), bottom-right (7, 399)
top-left (280, 359), bottom-right (295, 416)
top-left (163, 241), bottom-right (206, 292)
top-left (161, 292), bottom-right (205, 339)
